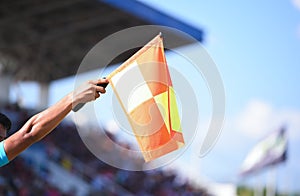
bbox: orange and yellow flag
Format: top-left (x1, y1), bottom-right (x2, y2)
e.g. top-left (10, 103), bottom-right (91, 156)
top-left (107, 34), bottom-right (184, 162)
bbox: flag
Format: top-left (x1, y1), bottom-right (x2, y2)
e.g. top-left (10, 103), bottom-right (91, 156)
top-left (239, 127), bottom-right (288, 176)
top-left (107, 33), bottom-right (185, 162)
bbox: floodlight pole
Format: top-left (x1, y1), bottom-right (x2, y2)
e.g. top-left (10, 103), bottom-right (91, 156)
top-left (266, 166), bottom-right (277, 196)
top-left (254, 174), bottom-right (263, 196)
top-left (0, 73), bottom-right (12, 105)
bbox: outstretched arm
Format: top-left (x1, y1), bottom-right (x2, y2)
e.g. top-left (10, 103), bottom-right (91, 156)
top-left (3, 78), bottom-right (108, 161)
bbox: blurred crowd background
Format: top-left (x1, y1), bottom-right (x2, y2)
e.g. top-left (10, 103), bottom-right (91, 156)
top-left (0, 104), bottom-right (210, 196)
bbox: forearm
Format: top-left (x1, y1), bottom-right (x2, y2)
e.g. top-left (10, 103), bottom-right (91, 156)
top-left (3, 78), bottom-right (108, 162)
top-left (30, 92), bottom-right (73, 139)
top-left (4, 92), bottom-right (73, 161)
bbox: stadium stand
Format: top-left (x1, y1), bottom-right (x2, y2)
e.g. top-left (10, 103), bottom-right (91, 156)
top-left (0, 104), bottom-right (210, 196)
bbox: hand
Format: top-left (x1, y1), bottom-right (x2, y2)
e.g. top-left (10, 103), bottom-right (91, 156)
top-left (72, 78), bottom-right (109, 107)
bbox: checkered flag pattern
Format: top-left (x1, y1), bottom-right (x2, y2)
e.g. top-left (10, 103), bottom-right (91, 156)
top-left (107, 34), bottom-right (184, 162)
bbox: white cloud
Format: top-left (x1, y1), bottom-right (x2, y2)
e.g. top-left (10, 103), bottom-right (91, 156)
top-left (292, 0), bottom-right (300, 11)
top-left (235, 100), bottom-right (274, 138)
top-left (235, 99), bottom-right (300, 140)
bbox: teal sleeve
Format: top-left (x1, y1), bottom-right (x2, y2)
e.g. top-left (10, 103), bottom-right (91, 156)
top-left (0, 141), bottom-right (9, 167)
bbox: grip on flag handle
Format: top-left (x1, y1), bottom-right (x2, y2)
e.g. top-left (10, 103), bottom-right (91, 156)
top-left (72, 77), bottom-right (108, 112)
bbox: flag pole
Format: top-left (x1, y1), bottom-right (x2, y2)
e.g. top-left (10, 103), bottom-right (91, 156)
top-left (254, 174), bottom-right (263, 196)
top-left (266, 166), bottom-right (277, 196)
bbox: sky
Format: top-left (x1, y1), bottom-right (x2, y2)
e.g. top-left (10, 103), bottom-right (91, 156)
top-left (133, 0), bottom-right (300, 193)
top-left (9, 0), bottom-right (300, 193)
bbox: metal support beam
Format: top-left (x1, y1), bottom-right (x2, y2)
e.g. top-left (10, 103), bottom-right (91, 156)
top-left (102, 0), bottom-right (204, 42)
top-left (0, 73), bottom-right (12, 105)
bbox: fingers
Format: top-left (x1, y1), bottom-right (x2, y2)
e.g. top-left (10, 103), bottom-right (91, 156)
top-left (73, 78), bottom-right (109, 107)
top-left (80, 78), bottom-right (108, 102)
top-left (96, 78), bottom-right (109, 93)
top-left (96, 87), bottom-right (106, 94)
top-left (91, 78), bottom-right (109, 100)
top-left (95, 91), bottom-right (101, 99)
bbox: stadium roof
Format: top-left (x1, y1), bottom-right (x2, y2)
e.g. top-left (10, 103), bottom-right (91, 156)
top-left (0, 0), bottom-right (204, 83)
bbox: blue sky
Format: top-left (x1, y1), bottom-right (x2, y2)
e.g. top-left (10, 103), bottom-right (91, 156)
top-left (10, 0), bottom-right (300, 193)
top-left (136, 0), bottom-right (300, 192)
